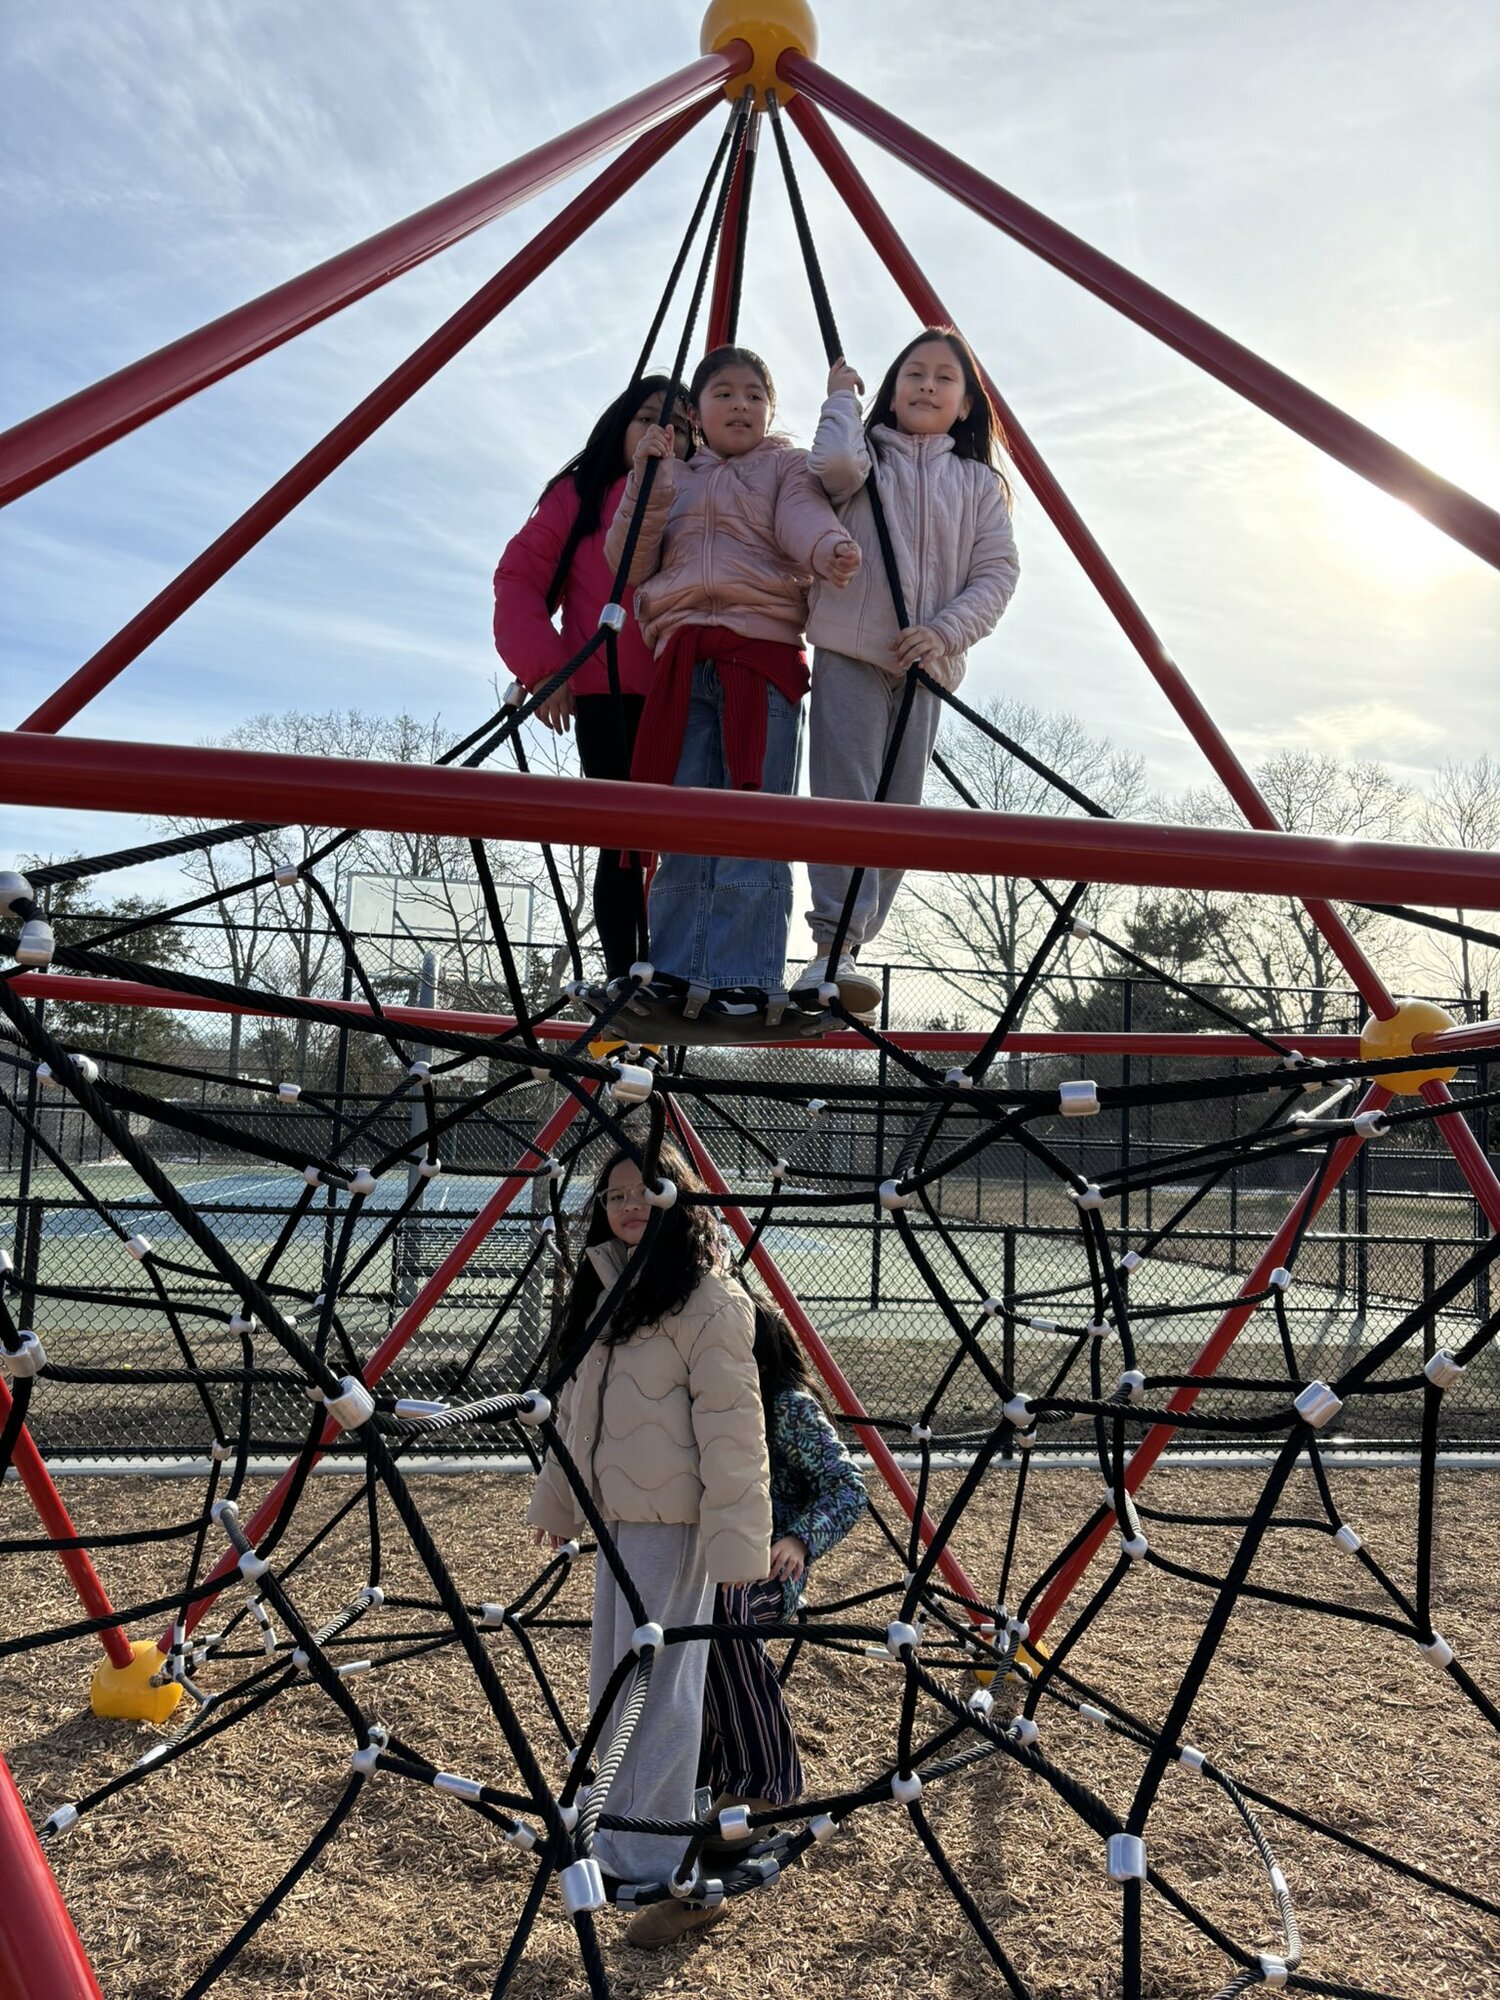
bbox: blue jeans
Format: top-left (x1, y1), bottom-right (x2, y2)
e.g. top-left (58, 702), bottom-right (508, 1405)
top-left (648, 662), bottom-right (803, 992)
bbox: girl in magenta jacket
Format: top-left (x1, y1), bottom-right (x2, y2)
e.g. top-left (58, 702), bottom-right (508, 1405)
top-left (493, 377), bottom-right (692, 978)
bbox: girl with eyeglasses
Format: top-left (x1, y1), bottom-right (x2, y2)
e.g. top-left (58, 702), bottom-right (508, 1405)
top-left (528, 1139), bottom-right (770, 1945)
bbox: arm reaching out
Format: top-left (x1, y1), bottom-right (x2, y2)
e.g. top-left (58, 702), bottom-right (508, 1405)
top-left (808, 365), bottom-right (870, 508)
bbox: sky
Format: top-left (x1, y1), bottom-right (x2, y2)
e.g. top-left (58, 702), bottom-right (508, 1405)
top-left (1, 0), bottom-right (1497, 912)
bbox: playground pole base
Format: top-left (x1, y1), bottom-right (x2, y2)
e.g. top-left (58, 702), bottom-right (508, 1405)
top-left (91, 1641), bottom-right (184, 1725)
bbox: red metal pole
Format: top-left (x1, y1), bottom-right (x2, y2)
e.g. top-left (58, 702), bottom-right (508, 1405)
top-left (1419, 1018), bottom-right (1500, 1057)
top-left (6, 733), bottom-right (1499, 910)
top-left (1418, 1077), bottom-right (1500, 1231)
top-left (167, 1091), bottom-right (584, 1646)
top-left (18, 97), bottom-right (717, 739)
top-left (0, 1379), bottom-right (132, 1669)
top-left (0, 1753), bottom-right (102, 2000)
top-left (1025, 1085), bottom-right (1395, 1645)
top-left (782, 90), bottom-right (1396, 1022)
top-left (0, 50), bottom-right (750, 510)
top-left (705, 110), bottom-right (757, 347)
top-left (670, 1105), bottom-right (987, 1616)
top-left (7, 975), bottom-right (1379, 1061)
top-left (780, 55), bottom-right (1500, 570)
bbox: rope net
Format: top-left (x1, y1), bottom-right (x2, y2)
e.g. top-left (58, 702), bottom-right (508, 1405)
top-left (2, 90), bottom-right (1498, 2000)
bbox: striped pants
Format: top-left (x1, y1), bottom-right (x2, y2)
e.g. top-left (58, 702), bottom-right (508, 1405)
top-left (700, 1579), bottom-right (804, 1806)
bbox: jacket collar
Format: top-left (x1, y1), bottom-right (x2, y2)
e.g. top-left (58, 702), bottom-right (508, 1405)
top-left (585, 1238), bottom-right (629, 1285)
top-left (691, 432), bottom-right (796, 471)
top-left (873, 423), bottom-right (956, 463)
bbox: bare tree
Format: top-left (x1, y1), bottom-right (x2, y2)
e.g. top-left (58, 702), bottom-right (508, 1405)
top-left (164, 708), bottom-right (598, 1063)
top-left (883, 697), bottom-right (1148, 1024)
top-left (1409, 755), bottom-right (1500, 1010)
top-left (1168, 750), bottom-right (1410, 1030)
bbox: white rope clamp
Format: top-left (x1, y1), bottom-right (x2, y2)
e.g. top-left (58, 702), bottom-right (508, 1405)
top-left (1423, 1350), bottom-right (1464, 1389)
top-left (1058, 1079), bottom-right (1100, 1118)
top-left (608, 1061), bottom-right (653, 1105)
top-left (597, 601), bottom-right (627, 633)
top-left (885, 1620), bottom-right (921, 1658)
top-left (1, 1331), bottom-right (46, 1379)
top-left (15, 918), bottom-right (56, 967)
top-left (1106, 1832), bottom-right (1147, 1882)
top-left (1293, 1381), bottom-right (1342, 1428)
top-left (320, 1376), bottom-right (376, 1432)
top-left (38, 1056), bottom-right (99, 1088)
top-left (350, 1724), bottom-right (389, 1776)
top-left (559, 1858), bottom-right (607, 1915)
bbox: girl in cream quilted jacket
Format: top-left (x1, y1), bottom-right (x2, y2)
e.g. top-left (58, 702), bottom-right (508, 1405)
top-left (528, 1139), bottom-right (770, 1939)
top-left (798, 327), bottom-right (1020, 1017)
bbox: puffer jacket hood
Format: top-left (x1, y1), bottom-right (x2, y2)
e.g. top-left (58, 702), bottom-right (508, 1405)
top-left (806, 391), bottom-right (1019, 689)
top-left (604, 433), bottom-right (850, 653)
top-left (526, 1241), bottom-right (772, 1586)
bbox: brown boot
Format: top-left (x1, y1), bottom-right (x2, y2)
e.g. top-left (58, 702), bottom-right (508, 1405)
top-left (625, 1898), bottom-right (729, 1948)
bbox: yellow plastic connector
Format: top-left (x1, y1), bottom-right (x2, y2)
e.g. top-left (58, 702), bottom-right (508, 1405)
top-left (1359, 998), bottom-right (1458, 1095)
top-left (91, 1640), bottom-right (184, 1725)
top-left (700, 0), bottom-right (819, 107)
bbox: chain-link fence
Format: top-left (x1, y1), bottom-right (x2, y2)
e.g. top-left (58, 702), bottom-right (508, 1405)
top-left (3, 928), bottom-right (1495, 1460)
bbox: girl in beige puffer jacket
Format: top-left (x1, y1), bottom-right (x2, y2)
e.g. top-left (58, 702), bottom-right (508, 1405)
top-left (796, 328), bottom-right (1020, 1016)
top-left (528, 1140), bottom-right (770, 1931)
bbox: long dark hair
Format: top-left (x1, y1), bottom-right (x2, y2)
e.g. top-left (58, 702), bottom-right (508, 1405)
top-left (553, 1139), bottom-right (721, 1362)
top-left (865, 327), bottom-right (1010, 496)
top-left (540, 374), bottom-right (692, 609)
top-left (750, 1296), bottom-right (812, 1422)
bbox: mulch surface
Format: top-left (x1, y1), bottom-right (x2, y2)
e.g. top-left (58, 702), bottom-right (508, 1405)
top-left (2, 1462), bottom-right (1496, 1999)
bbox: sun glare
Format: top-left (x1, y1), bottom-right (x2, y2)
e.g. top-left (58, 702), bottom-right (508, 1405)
top-left (1311, 394), bottom-right (1500, 592)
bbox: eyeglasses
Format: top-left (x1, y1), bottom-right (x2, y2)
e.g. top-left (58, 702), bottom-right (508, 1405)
top-left (599, 1185), bottom-right (650, 1211)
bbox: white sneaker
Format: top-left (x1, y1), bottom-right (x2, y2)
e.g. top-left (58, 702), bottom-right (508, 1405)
top-left (791, 953), bottom-right (882, 1015)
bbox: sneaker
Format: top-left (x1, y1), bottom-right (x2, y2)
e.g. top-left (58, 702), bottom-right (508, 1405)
top-left (625, 1899), bottom-right (729, 1948)
top-left (790, 953), bottom-right (882, 1015)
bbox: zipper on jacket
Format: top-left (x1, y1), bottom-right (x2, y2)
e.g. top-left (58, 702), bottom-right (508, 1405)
top-left (702, 469), bottom-right (717, 621)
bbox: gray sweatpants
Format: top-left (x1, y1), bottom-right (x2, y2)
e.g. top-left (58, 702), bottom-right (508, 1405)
top-left (806, 647), bottom-right (943, 953)
top-left (587, 1520), bottom-right (713, 1885)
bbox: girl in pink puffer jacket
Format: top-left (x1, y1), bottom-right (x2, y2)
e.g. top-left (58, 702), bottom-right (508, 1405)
top-left (797, 328), bottom-right (1020, 1016)
top-left (604, 345), bottom-right (861, 1017)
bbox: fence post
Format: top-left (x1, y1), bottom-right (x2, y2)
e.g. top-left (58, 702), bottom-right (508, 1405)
top-left (398, 949), bottom-right (442, 1305)
top-left (870, 965), bottom-right (890, 1311)
top-left (1477, 989), bottom-right (1491, 1322)
top-left (19, 1197), bottom-right (43, 1333)
top-left (1001, 1226), bottom-right (1016, 1461)
top-left (1119, 978), bottom-right (1133, 1239)
top-left (1354, 1115), bottom-right (1370, 1315)
top-left (1421, 1238), bottom-right (1437, 1364)
top-left (11, 997), bottom-right (43, 1275)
